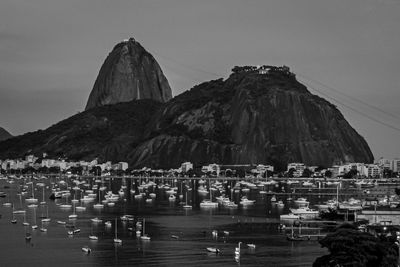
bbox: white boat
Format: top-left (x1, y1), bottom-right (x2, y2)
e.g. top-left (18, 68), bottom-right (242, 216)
top-left (82, 247), bottom-right (91, 254)
top-left (140, 218), bottom-right (151, 241)
top-left (247, 243), bottom-right (256, 249)
top-left (289, 207), bottom-right (319, 219)
top-left (113, 218), bottom-right (122, 244)
top-left (200, 200), bottom-right (219, 208)
top-left (276, 200), bottom-right (285, 208)
top-left (89, 235), bottom-right (98, 240)
top-left (25, 183), bottom-right (38, 203)
top-left (76, 206), bottom-right (86, 211)
top-left (280, 213), bottom-right (300, 220)
top-left (57, 220), bottom-right (66, 225)
top-left (294, 198), bottom-right (309, 207)
top-left (91, 217), bottom-right (102, 223)
top-left (206, 247), bottom-right (220, 254)
top-left (240, 196), bottom-right (255, 206)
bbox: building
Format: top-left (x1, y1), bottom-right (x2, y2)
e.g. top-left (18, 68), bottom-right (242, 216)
top-left (202, 163), bottom-right (221, 176)
top-left (391, 159), bottom-right (400, 173)
top-left (287, 163), bottom-right (305, 177)
top-left (367, 164), bottom-right (381, 178)
top-left (181, 162), bottom-right (193, 173)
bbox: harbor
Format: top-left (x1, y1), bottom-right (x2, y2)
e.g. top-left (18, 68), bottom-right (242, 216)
top-left (0, 173), bottom-right (400, 266)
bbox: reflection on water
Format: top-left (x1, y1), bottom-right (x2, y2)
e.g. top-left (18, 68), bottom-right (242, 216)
top-left (0, 178), bottom-right (331, 266)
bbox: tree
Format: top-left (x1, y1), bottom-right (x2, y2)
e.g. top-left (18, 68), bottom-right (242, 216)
top-left (286, 168), bottom-right (296, 178)
top-left (301, 168), bottom-right (313, 178)
top-left (324, 170), bottom-right (332, 178)
top-left (343, 169), bottom-right (358, 179)
top-left (313, 224), bottom-right (399, 267)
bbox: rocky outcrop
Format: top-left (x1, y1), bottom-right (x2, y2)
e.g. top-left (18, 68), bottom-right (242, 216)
top-left (85, 38), bottom-right (172, 110)
top-left (130, 66), bottom-right (373, 169)
top-left (0, 127), bottom-right (12, 141)
top-left (0, 66), bottom-right (374, 170)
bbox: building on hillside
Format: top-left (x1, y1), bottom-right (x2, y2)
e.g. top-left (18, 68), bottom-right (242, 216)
top-left (181, 162), bottom-right (193, 173)
top-left (202, 163), bottom-right (220, 176)
top-left (367, 164), bottom-right (381, 178)
top-left (287, 163), bottom-right (305, 177)
top-left (391, 159), bottom-right (400, 173)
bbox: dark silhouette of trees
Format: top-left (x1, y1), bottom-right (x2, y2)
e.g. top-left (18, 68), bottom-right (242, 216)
top-left (313, 224), bottom-right (399, 267)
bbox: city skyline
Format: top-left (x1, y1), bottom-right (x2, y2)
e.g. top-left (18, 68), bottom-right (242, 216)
top-left (0, 0), bottom-right (400, 160)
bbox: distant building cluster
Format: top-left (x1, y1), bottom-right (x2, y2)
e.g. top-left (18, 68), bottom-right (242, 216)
top-left (286, 158), bottom-right (400, 178)
top-left (0, 153), bottom-right (399, 178)
top-left (0, 153), bottom-right (128, 174)
top-left (231, 65), bottom-right (295, 77)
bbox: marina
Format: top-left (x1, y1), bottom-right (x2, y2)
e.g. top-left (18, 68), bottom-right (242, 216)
top-left (0, 174), bottom-right (400, 266)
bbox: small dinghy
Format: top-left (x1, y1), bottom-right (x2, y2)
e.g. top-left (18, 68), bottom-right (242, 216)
top-left (82, 246), bottom-right (91, 254)
top-left (206, 247), bottom-right (220, 254)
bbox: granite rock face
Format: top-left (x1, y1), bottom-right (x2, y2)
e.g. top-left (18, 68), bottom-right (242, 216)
top-left (85, 38), bottom-right (172, 110)
top-left (129, 66), bottom-right (374, 169)
top-left (0, 66), bottom-right (374, 170)
top-left (0, 127), bottom-right (12, 141)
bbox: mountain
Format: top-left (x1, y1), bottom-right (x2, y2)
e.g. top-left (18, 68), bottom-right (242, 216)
top-left (0, 100), bottom-right (161, 161)
top-left (0, 127), bottom-right (12, 141)
top-left (85, 38), bottom-right (172, 111)
top-left (128, 66), bottom-right (373, 170)
top-left (0, 65), bottom-right (373, 170)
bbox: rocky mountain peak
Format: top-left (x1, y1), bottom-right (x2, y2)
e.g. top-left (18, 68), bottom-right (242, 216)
top-left (0, 127), bottom-right (12, 142)
top-left (85, 37), bottom-right (172, 110)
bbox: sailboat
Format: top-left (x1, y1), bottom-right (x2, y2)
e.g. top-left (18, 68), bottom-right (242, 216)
top-left (31, 207), bottom-right (38, 229)
top-left (22, 212), bottom-right (29, 226)
top-left (140, 218), bottom-right (151, 241)
top-left (69, 202), bottom-right (78, 219)
top-left (13, 194), bottom-right (26, 214)
top-left (183, 191), bottom-right (192, 209)
top-left (40, 186), bottom-right (46, 205)
top-left (200, 180), bottom-right (218, 208)
top-left (113, 218), bottom-right (122, 244)
top-left (11, 204), bottom-right (17, 224)
top-left (25, 182), bottom-right (38, 203)
top-left (89, 223), bottom-right (98, 240)
top-left (41, 205), bottom-right (51, 222)
top-left (25, 226), bottom-right (32, 241)
top-left (40, 216), bottom-right (47, 232)
top-left (71, 188), bottom-right (79, 204)
top-left (93, 190), bottom-right (104, 209)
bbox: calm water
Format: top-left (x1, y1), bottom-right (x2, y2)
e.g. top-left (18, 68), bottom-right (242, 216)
top-left (0, 178), bottom-right (329, 266)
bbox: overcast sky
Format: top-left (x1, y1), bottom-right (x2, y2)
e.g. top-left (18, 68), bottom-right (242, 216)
top-left (0, 0), bottom-right (399, 160)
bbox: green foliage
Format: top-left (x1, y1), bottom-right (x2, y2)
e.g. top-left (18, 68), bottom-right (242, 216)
top-left (313, 224), bottom-right (399, 267)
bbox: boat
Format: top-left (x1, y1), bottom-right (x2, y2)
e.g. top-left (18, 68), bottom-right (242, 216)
top-left (31, 207), bottom-right (38, 230)
top-left (41, 205), bottom-right (51, 222)
top-left (240, 196), bottom-right (255, 206)
top-left (105, 221), bottom-right (112, 227)
top-left (40, 186), bottom-right (46, 205)
top-left (183, 191), bottom-right (192, 209)
top-left (113, 218), bottom-right (122, 244)
top-left (276, 200), bottom-right (285, 208)
top-left (206, 247), bottom-right (220, 254)
top-left (140, 218), bottom-right (151, 241)
top-left (57, 220), bottom-right (66, 225)
top-left (91, 217), bottom-right (102, 223)
top-left (280, 213), bottom-right (300, 220)
top-left (271, 195), bottom-right (277, 202)
top-left (68, 203), bottom-right (78, 219)
top-left (25, 183), bottom-right (38, 204)
top-left (11, 204), bottom-right (17, 224)
top-left (82, 246), bottom-right (91, 254)
top-left (289, 207), bottom-right (319, 219)
top-left (89, 224), bottom-right (98, 240)
top-left (294, 197), bottom-right (309, 207)
top-left (247, 243), bottom-right (256, 249)
top-left (40, 218), bottom-right (47, 232)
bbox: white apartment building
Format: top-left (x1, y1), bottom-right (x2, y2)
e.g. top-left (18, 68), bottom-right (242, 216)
top-left (181, 162), bottom-right (193, 173)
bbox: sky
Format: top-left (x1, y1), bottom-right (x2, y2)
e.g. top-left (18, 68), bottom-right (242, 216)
top-left (0, 0), bottom-right (399, 160)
